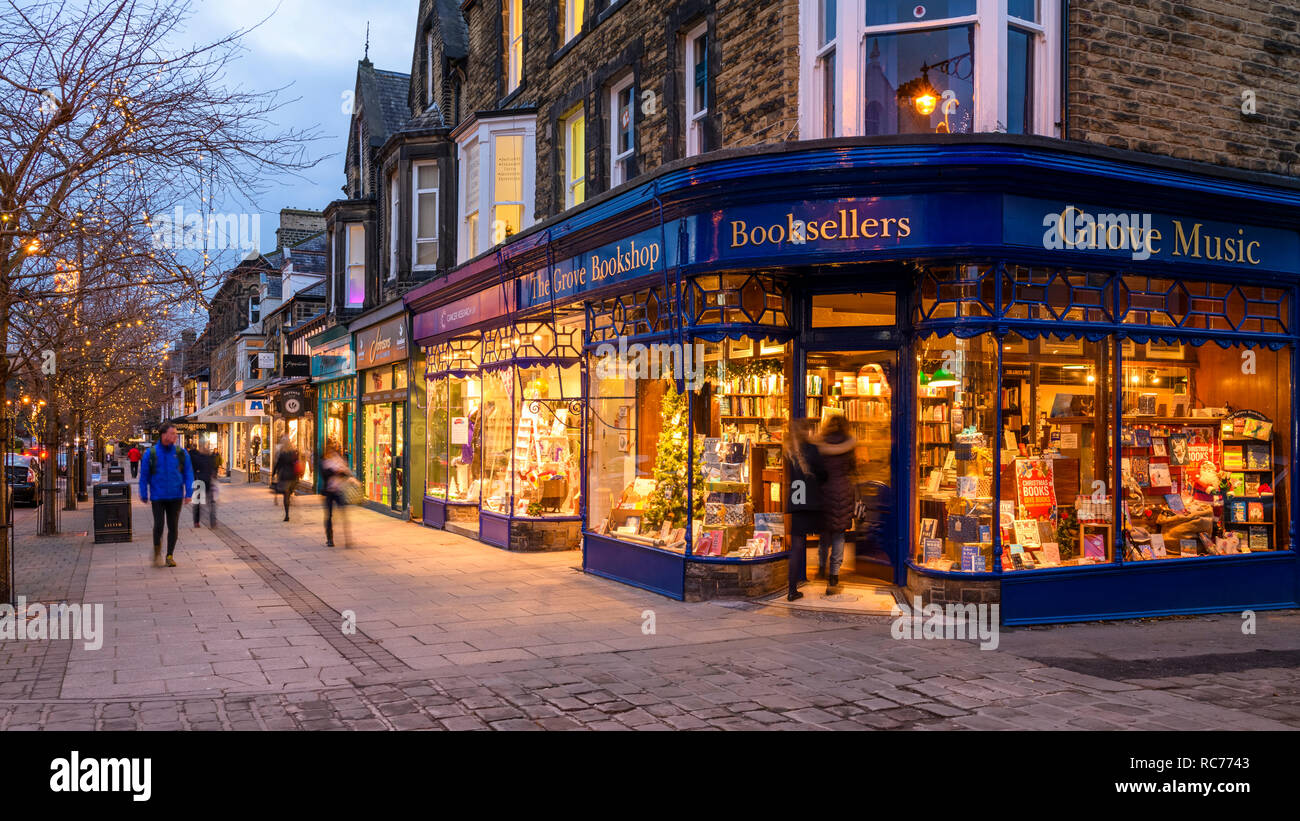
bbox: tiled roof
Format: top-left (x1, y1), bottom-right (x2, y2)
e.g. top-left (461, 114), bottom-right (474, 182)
top-left (369, 66), bottom-right (413, 143)
top-left (436, 0), bottom-right (468, 60)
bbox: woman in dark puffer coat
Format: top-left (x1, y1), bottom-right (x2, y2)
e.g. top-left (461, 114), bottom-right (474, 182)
top-left (783, 418), bottom-right (827, 602)
top-left (815, 414), bottom-right (858, 592)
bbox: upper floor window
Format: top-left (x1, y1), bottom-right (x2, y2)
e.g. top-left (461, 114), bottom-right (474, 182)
top-left (426, 32), bottom-right (435, 108)
top-left (504, 0), bottom-right (523, 93)
top-left (388, 170), bottom-right (399, 280)
top-left (412, 161), bottom-right (439, 270)
top-left (345, 223), bottom-right (365, 308)
top-left (800, 0), bottom-right (1059, 139)
top-left (463, 141), bottom-right (480, 259)
top-left (563, 0), bottom-right (585, 43)
top-left (683, 22), bottom-right (709, 157)
top-left (456, 115), bottom-right (536, 263)
top-left (493, 134), bottom-right (525, 243)
top-left (562, 106), bottom-right (586, 208)
top-left (609, 76), bottom-right (635, 187)
top-left (249, 296), bottom-right (260, 326)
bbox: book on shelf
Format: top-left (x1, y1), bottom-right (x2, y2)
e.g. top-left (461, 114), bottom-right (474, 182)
top-left (1246, 444), bottom-right (1270, 469)
top-left (1168, 434), bottom-right (1189, 465)
top-left (1222, 446), bottom-right (1243, 470)
top-left (1152, 438), bottom-right (1167, 457)
top-left (1242, 417), bottom-right (1272, 440)
top-left (1245, 477), bottom-right (1261, 497)
top-left (1014, 519), bottom-right (1041, 546)
top-left (1134, 429), bottom-right (1152, 447)
top-left (1229, 500), bottom-right (1247, 523)
top-left (1039, 542), bottom-right (1061, 566)
top-left (1248, 502), bottom-right (1265, 523)
top-left (1228, 473), bottom-right (1246, 497)
top-left (1249, 526), bottom-right (1269, 552)
top-left (1149, 534), bottom-right (1167, 557)
top-left (923, 538), bottom-right (943, 562)
top-left (1083, 534), bottom-right (1106, 560)
top-left (1164, 493), bottom-right (1185, 513)
top-left (961, 544), bottom-right (986, 572)
top-left (1131, 456), bottom-right (1150, 487)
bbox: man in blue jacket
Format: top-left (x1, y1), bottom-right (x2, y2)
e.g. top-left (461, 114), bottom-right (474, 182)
top-left (139, 423), bottom-right (194, 567)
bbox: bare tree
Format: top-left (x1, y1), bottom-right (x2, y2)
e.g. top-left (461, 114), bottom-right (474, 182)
top-left (0, 0), bottom-right (325, 598)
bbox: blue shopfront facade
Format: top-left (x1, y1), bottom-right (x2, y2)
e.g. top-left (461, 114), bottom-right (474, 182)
top-left (407, 136), bottom-right (1300, 624)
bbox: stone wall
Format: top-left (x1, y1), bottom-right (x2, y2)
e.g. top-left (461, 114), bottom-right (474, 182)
top-left (508, 519), bottom-right (581, 552)
top-left (684, 557), bottom-right (787, 602)
top-left (904, 568), bottom-right (1001, 608)
top-left (1069, 0), bottom-right (1300, 176)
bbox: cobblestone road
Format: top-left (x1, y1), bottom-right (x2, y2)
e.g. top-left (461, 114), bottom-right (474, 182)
top-left (2, 483), bottom-right (1298, 730)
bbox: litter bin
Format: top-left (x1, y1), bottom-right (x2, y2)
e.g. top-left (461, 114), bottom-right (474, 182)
top-left (107, 464), bottom-right (125, 482)
top-left (93, 482), bottom-right (132, 543)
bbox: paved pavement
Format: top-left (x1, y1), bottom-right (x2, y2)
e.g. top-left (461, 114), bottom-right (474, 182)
top-left (2, 482), bottom-right (1298, 730)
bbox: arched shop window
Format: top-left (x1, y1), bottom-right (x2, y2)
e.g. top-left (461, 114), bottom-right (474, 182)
top-left (425, 336), bottom-right (482, 505)
top-left (911, 262), bottom-right (1296, 574)
top-left (478, 314), bottom-right (583, 519)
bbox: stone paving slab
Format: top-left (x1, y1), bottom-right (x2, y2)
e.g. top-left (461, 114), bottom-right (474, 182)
top-left (2, 483), bottom-right (1299, 729)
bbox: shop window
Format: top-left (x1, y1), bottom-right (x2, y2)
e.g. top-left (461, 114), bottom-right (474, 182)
top-left (412, 161), bottom-right (439, 270)
top-left (480, 368), bottom-right (515, 515)
top-left (586, 286), bottom-right (679, 345)
top-left (800, 0), bottom-right (1060, 138)
top-left (425, 338), bottom-right (483, 504)
top-left (915, 332), bottom-right (997, 572)
top-left (999, 333), bottom-right (1117, 570)
top-left (1118, 341), bottom-right (1291, 558)
top-left (1002, 266), bottom-right (1112, 323)
top-left (811, 292), bottom-right (895, 326)
top-left (687, 274), bottom-right (792, 328)
top-left (915, 264), bottom-right (995, 321)
top-left (588, 336), bottom-right (792, 559)
top-left (513, 364), bottom-right (581, 517)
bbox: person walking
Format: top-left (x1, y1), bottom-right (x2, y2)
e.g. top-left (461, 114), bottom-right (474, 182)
top-left (272, 436), bottom-right (300, 522)
top-left (138, 424), bottom-right (193, 568)
top-left (189, 440), bottom-right (217, 528)
top-left (128, 445), bottom-right (141, 478)
top-left (814, 414), bottom-right (858, 594)
top-left (320, 441), bottom-right (353, 547)
top-left (783, 418), bottom-right (827, 601)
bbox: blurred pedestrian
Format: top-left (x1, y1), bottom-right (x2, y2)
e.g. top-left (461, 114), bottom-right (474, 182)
top-left (189, 440), bottom-right (217, 528)
top-left (783, 418), bottom-right (826, 601)
top-left (815, 414), bottom-right (858, 594)
top-left (272, 435), bottom-right (300, 522)
top-left (139, 423), bottom-right (193, 568)
top-left (320, 441), bottom-right (353, 547)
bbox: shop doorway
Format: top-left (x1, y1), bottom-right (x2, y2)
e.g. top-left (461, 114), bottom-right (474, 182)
top-left (802, 349), bottom-right (900, 587)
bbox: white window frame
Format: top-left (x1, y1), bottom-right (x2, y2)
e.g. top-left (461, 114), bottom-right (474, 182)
top-left (562, 106), bottom-right (585, 209)
top-left (455, 115), bottom-right (536, 263)
top-left (814, 0), bottom-right (837, 137)
top-left (609, 75), bottom-right (635, 188)
top-left (683, 21), bottom-right (709, 157)
top-left (505, 0), bottom-right (523, 93)
top-left (388, 170), bottom-right (399, 280)
top-left (564, 0), bottom-right (585, 43)
top-left (796, 0), bottom-right (1060, 139)
top-left (345, 223), bottom-right (365, 308)
top-left (412, 160), bottom-right (439, 271)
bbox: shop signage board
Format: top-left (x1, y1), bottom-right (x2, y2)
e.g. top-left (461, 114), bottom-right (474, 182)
top-left (1003, 195), bottom-right (1300, 273)
top-left (311, 339), bottom-right (354, 379)
top-left (355, 316), bottom-right (408, 369)
top-left (415, 286), bottom-right (514, 340)
top-left (517, 226), bottom-right (674, 310)
top-left (278, 387), bottom-right (306, 418)
top-left (244, 399), bottom-right (266, 416)
top-left (257, 352), bottom-right (276, 370)
top-left (283, 354), bottom-right (310, 378)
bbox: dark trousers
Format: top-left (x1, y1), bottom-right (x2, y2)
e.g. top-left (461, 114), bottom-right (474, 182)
top-left (193, 496), bottom-right (215, 526)
top-left (280, 480), bottom-right (296, 518)
top-left (324, 492), bottom-right (340, 544)
top-left (151, 499), bottom-right (183, 555)
top-left (788, 533), bottom-right (808, 595)
top-left (129, 462), bottom-right (139, 477)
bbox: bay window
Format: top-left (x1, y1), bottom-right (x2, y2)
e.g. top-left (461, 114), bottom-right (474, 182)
top-left (800, 0), bottom-right (1059, 139)
top-left (456, 115), bottom-right (535, 263)
top-left (609, 77), bottom-right (634, 187)
top-left (388, 170), bottom-right (399, 280)
top-left (345, 223), bottom-right (365, 308)
top-left (412, 161), bottom-right (439, 270)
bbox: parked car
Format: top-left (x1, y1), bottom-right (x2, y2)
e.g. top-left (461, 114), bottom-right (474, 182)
top-left (5, 454), bottom-right (42, 506)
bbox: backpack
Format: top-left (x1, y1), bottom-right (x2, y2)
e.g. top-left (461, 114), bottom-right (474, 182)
top-left (147, 444), bottom-right (189, 478)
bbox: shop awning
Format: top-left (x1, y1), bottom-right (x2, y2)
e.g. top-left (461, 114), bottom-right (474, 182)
top-left (196, 392), bottom-right (269, 423)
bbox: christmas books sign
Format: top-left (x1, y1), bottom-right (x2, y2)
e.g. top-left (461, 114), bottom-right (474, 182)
top-left (1014, 458), bottom-right (1057, 522)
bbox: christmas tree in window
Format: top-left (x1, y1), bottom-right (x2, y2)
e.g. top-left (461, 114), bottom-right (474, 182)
top-left (643, 381), bottom-right (704, 532)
